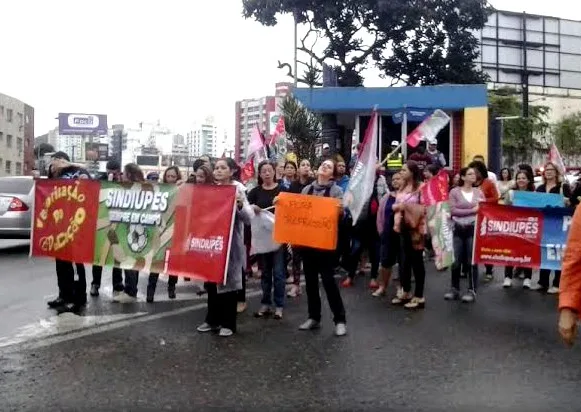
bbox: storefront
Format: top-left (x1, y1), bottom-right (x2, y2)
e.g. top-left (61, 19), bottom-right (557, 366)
top-left (293, 84), bottom-right (489, 172)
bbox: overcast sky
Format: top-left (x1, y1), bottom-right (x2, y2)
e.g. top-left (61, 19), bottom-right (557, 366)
top-left (1, 0), bottom-right (575, 143)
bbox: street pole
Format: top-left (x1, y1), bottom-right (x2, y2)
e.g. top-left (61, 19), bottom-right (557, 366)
top-left (522, 11), bottom-right (529, 118)
top-left (293, 11), bottom-right (298, 88)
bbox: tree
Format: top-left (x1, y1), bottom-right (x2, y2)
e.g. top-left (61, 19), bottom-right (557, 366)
top-left (242, 0), bottom-right (490, 86)
top-left (553, 112), bottom-right (581, 156)
top-left (280, 96), bottom-right (321, 164)
top-left (33, 143), bottom-right (55, 158)
top-left (488, 88), bottom-right (550, 165)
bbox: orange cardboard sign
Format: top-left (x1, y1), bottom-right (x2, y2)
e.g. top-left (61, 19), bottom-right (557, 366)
top-left (273, 192), bottom-right (340, 250)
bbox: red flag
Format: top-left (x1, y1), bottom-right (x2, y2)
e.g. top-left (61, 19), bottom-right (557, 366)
top-left (167, 185), bottom-right (237, 284)
top-left (267, 115), bottom-right (286, 145)
top-left (548, 143), bottom-right (566, 175)
top-left (247, 124), bottom-right (265, 158)
top-left (343, 109), bottom-right (378, 224)
top-left (240, 156), bottom-right (255, 184)
top-left (406, 109), bottom-right (450, 148)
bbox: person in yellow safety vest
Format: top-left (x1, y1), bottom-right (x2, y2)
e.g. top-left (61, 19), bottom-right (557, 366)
top-left (386, 140), bottom-right (403, 190)
top-left (387, 141), bottom-right (403, 171)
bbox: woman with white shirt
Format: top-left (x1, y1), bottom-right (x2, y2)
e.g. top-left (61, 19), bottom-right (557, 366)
top-left (445, 167), bottom-right (484, 303)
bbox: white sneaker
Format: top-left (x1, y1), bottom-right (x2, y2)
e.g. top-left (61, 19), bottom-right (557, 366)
top-left (197, 322), bottom-right (216, 333)
top-left (523, 278), bottom-right (532, 289)
top-left (112, 291), bottom-right (122, 302)
top-left (287, 285), bottom-right (300, 298)
top-left (547, 286), bottom-right (560, 295)
top-left (334, 323), bottom-right (347, 336)
top-left (503, 277), bottom-right (512, 288)
top-left (298, 319), bottom-right (320, 330)
top-left (218, 328), bottom-right (234, 337)
top-left (115, 292), bottom-right (137, 303)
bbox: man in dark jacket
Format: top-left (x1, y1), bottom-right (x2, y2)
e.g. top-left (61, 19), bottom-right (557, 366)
top-left (46, 152), bottom-right (91, 313)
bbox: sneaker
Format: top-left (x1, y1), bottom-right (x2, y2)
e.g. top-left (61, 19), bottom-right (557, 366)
top-left (168, 288), bottom-right (176, 300)
top-left (404, 297), bottom-right (426, 309)
top-left (57, 302), bottom-right (81, 314)
top-left (523, 278), bottom-right (532, 289)
top-left (114, 292), bottom-right (137, 303)
top-left (392, 290), bottom-right (412, 305)
top-left (461, 290), bottom-right (476, 303)
top-left (47, 297), bottom-right (66, 308)
top-left (90, 285), bottom-right (99, 297)
top-left (334, 323), bottom-right (347, 336)
top-left (112, 291), bottom-right (123, 302)
top-left (372, 286), bottom-right (386, 297)
top-left (369, 279), bottom-right (379, 289)
top-left (218, 328), bottom-right (234, 337)
top-left (341, 278), bottom-right (353, 288)
top-left (547, 286), bottom-right (560, 295)
top-left (530, 283), bottom-right (546, 292)
top-left (254, 305), bottom-right (271, 318)
top-left (287, 285), bottom-right (300, 298)
top-left (484, 273), bottom-right (494, 282)
top-left (237, 302), bottom-right (247, 314)
top-left (274, 307), bottom-right (283, 320)
top-left (444, 289), bottom-right (460, 300)
top-left (196, 322), bottom-right (217, 333)
top-left (503, 277), bottom-right (512, 288)
top-left (298, 319), bottom-right (320, 330)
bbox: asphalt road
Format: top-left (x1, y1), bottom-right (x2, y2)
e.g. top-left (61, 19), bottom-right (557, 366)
top-left (1, 241), bottom-right (580, 411)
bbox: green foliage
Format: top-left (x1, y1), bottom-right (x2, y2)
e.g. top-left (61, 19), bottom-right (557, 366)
top-left (242, 0), bottom-right (490, 86)
top-left (553, 112), bottom-right (581, 156)
top-left (488, 89), bottom-right (550, 165)
top-left (280, 96), bottom-right (320, 164)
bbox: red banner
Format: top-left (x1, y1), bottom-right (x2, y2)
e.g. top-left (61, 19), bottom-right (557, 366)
top-left (31, 179), bottom-right (100, 262)
top-left (473, 203), bottom-right (543, 269)
top-left (166, 184), bottom-right (237, 283)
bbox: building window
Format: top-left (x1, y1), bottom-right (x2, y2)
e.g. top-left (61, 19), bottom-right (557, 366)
top-left (0, 105), bottom-right (3, 118)
top-left (15, 162), bottom-right (21, 174)
top-left (0, 132), bottom-right (3, 141)
top-left (17, 137), bottom-right (23, 152)
top-left (5, 160), bottom-right (11, 174)
top-left (0, 159), bottom-right (2, 170)
top-left (6, 135), bottom-right (12, 148)
top-left (18, 112), bottom-right (23, 125)
top-left (6, 109), bottom-right (13, 122)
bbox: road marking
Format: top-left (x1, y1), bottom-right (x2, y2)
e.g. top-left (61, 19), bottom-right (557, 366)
top-left (0, 289), bottom-right (263, 354)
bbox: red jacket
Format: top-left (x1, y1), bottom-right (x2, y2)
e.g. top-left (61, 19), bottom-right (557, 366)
top-left (479, 178), bottom-right (499, 203)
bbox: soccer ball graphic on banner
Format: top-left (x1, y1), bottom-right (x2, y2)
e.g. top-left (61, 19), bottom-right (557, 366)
top-left (127, 224), bottom-right (148, 253)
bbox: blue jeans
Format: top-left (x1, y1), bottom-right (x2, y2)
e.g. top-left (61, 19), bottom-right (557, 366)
top-left (451, 223), bottom-right (478, 292)
top-left (259, 247), bottom-right (286, 308)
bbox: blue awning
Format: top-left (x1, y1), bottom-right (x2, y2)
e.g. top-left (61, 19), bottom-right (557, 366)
top-left (293, 84), bottom-right (488, 113)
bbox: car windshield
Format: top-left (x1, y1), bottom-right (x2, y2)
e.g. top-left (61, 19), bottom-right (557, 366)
top-left (0, 178), bottom-right (34, 195)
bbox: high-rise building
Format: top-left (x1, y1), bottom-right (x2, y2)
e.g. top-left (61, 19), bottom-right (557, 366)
top-left (187, 116), bottom-right (228, 158)
top-left (234, 82), bottom-right (292, 162)
top-left (0, 93), bottom-right (34, 176)
top-left (474, 10), bottom-right (581, 122)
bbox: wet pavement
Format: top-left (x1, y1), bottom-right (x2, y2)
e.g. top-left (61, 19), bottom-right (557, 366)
top-left (1, 242), bottom-right (580, 411)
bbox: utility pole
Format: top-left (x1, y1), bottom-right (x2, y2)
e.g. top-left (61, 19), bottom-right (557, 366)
top-left (522, 11), bottom-right (529, 118)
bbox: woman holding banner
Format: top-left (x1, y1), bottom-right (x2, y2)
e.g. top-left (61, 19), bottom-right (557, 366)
top-left (286, 159), bottom-right (314, 298)
top-left (390, 161), bottom-right (427, 310)
top-left (298, 158), bottom-right (347, 336)
top-left (248, 161), bottom-right (286, 320)
top-left (533, 162), bottom-right (572, 294)
top-left (146, 166), bottom-right (182, 302)
top-left (502, 170), bottom-right (535, 289)
top-left (197, 158), bottom-right (252, 337)
top-left (445, 167), bottom-right (484, 303)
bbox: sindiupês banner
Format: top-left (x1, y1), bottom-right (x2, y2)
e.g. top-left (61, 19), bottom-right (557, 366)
top-left (473, 203), bottom-right (573, 270)
top-left (31, 180), bottom-right (237, 282)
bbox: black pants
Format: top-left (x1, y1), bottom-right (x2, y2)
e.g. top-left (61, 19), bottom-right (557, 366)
top-left (400, 231), bottom-right (426, 298)
top-left (55, 260), bottom-right (86, 303)
top-left (348, 218), bottom-right (379, 279)
top-left (539, 269), bottom-right (560, 289)
top-left (302, 249), bottom-right (346, 324)
top-left (205, 283), bottom-right (238, 332)
top-left (451, 224), bottom-right (478, 292)
top-left (92, 265), bottom-right (124, 291)
top-left (505, 267), bottom-right (532, 279)
top-left (337, 216), bottom-right (352, 268)
top-left (148, 273), bottom-right (178, 294)
top-left (237, 270), bottom-right (246, 303)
